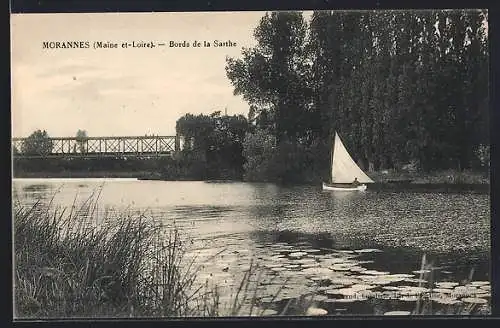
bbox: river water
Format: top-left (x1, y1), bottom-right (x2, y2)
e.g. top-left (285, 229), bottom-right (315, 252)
top-left (12, 178), bottom-right (491, 316)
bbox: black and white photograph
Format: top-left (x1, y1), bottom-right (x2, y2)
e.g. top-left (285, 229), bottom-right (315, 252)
top-left (11, 9), bottom-right (491, 318)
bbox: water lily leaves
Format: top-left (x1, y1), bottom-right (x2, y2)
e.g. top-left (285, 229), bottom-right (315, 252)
top-left (403, 278), bottom-right (428, 284)
top-left (289, 252), bottom-right (308, 259)
top-left (264, 263), bottom-right (283, 269)
top-left (479, 285), bottom-right (491, 291)
top-left (470, 281), bottom-right (490, 287)
top-left (431, 297), bottom-right (462, 305)
top-left (302, 263), bottom-right (321, 269)
top-left (399, 296), bottom-right (420, 302)
top-left (363, 270), bottom-right (390, 276)
top-left (350, 284), bottom-right (377, 291)
top-left (304, 249), bottom-right (322, 254)
top-left (306, 307), bottom-right (328, 316)
top-left (453, 286), bottom-right (481, 297)
top-left (461, 297), bottom-right (488, 304)
top-left (354, 249), bottom-right (383, 254)
top-left (328, 277), bottom-right (359, 286)
top-left (348, 266), bottom-right (367, 273)
top-left (325, 298), bottom-right (363, 303)
top-left (330, 265), bottom-right (352, 271)
top-left (261, 309), bottom-right (278, 316)
top-left (398, 286), bottom-right (430, 295)
top-left (383, 311), bottom-right (411, 316)
top-left (431, 288), bottom-right (454, 294)
top-left (301, 267), bottom-right (332, 276)
top-left (321, 258), bottom-right (349, 265)
top-left (435, 282), bottom-right (459, 289)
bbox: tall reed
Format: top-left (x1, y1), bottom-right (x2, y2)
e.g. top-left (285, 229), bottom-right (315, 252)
top-left (14, 190), bottom-right (202, 318)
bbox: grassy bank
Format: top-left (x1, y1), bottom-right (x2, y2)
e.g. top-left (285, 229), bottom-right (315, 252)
top-left (14, 196), bottom-right (195, 317)
top-left (369, 169), bottom-right (489, 185)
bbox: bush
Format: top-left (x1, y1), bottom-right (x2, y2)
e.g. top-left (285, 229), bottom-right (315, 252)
top-left (21, 130), bottom-right (53, 156)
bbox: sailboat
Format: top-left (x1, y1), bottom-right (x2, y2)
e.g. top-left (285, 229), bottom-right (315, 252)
top-left (322, 132), bottom-right (374, 191)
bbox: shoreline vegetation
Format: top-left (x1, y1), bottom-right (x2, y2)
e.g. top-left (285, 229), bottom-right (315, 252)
top-left (12, 167), bottom-right (490, 194)
top-left (13, 192), bottom-right (490, 318)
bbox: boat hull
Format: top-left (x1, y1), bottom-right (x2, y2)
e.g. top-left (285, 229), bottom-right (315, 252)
top-left (322, 182), bottom-right (367, 191)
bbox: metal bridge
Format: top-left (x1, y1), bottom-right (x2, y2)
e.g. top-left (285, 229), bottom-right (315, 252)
top-left (12, 135), bottom-right (180, 159)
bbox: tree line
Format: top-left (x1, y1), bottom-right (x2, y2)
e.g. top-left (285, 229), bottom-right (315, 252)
top-left (13, 129), bottom-right (89, 156)
top-left (222, 9), bottom-right (489, 182)
top-left (14, 10), bottom-right (489, 183)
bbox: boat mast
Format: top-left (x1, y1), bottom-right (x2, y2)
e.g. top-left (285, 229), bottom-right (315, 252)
top-left (330, 132), bottom-right (337, 183)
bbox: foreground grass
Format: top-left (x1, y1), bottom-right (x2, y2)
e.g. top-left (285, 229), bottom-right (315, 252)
top-left (14, 190), bottom-right (207, 318)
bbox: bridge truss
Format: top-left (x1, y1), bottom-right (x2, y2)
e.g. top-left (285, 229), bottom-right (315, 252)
top-left (12, 135), bottom-right (180, 159)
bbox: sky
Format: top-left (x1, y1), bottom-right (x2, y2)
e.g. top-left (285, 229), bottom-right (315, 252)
top-left (11, 12), bottom-right (269, 138)
top-left (11, 10), bottom-right (486, 138)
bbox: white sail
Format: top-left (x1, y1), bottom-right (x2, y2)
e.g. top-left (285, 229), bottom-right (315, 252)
top-left (331, 132), bottom-right (374, 184)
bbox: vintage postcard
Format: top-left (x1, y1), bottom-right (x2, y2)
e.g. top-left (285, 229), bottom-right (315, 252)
top-left (11, 10), bottom-right (490, 319)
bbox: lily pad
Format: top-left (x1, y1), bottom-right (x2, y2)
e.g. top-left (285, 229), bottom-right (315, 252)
top-left (312, 294), bottom-right (329, 302)
top-left (431, 288), bottom-right (454, 294)
top-left (302, 263), bottom-right (321, 269)
top-left (470, 281), bottom-right (490, 287)
top-left (306, 307), bottom-right (328, 316)
top-left (301, 267), bottom-right (333, 276)
top-left (261, 309), bottom-right (279, 316)
top-left (265, 263), bottom-right (284, 269)
top-left (384, 311), bottom-right (411, 316)
top-left (435, 282), bottom-right (459, 288)
top-left (350, 284), bottom-right (377, 291)
top-left (296, 258), bottom-right (317, 264)
top-left (399, 296), bottom-right (420, 302)
top-left (330, 265), bottom-right (352, 271)
top-left (479, 285), bottom-right (491, 291)
top-left (364, 270), bottom-right (390, 276)
top-left (399, 286), bottom-right (430, 295)
top-left (323, 298), bottom-right (358, 303)
top-left (431, 297), bottom-right (462, 305)
top-left (453, 286), bottom-right (480, 296)
top-left (304, 249), bottom-right (322, 254)
top-left (289, 252), bottom-right (308, 258)
top-left (329, 277), bottom-right (359, 286)
top-left (403, 278), bottom-right (428, 284)
top-left (355, 249), bottom-right (383, 253)
top-left (349, 266), bottom-right (367, 273)
top-left (461, 297), bottom-right (488, 304)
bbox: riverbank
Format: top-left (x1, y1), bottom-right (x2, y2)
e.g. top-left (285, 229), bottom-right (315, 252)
top-left (12, 169), bottom-right (490, 194)
top-left (13, 171), bottom-right (148, 179)
top-left (367, 183), bottom-right (490, 194)
top-left (369, 169), bottom-right (489, 185)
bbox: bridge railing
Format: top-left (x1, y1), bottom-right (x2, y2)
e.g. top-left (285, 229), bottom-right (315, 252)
top-left (12, 135), bottom-right (181, 158)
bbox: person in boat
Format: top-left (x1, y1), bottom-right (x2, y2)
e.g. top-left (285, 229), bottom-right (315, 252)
top-left (352, 177), bottom-right (360, 187)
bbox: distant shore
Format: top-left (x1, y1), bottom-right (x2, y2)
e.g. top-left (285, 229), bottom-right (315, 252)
top-left (12, 170), bottom-right (490, 194)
